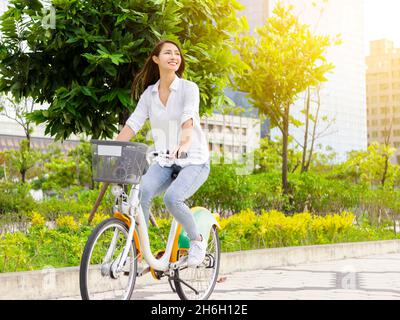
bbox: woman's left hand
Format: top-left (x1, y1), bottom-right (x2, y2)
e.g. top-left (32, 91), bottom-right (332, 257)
top-left (170, 143), bottom-right (190, 159)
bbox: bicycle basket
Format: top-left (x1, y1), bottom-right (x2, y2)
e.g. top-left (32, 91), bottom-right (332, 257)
top-left (91, 140), bottom-right (149, 184)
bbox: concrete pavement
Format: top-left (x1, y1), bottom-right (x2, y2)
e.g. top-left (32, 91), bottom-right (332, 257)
top-left (59, 253), bottom-right (400, 300)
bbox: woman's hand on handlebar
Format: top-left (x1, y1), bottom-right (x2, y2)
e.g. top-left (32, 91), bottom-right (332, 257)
top-left (151, 148), bottom-right (187, 159)
top-left (170, 143), bottom-right (189, 160)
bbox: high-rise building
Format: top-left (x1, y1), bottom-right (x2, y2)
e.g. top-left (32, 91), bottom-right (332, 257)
top-left (238, 0), bottom-right (367, 162)
top-left (366, 39), bottom-right (400, 163)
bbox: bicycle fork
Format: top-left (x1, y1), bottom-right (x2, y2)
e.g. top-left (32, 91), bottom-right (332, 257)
top-left (111, 215), bottom-right (136, 276)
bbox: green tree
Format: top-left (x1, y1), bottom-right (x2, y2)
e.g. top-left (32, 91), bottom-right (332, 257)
top-left (342, 142), bottom-right (398, 188)
top-left (254, 136), bottom-right (302, 174)
top-left (4, 139), bottom-right (41, 183)
top-left (68, 140), bottom-right (93, 188)
top-left (235, 3), bottom-right (337, 195)
top-left (0, 94), bottom-right (36, 148)
top-left (0, 0), bottom-right (245, 140)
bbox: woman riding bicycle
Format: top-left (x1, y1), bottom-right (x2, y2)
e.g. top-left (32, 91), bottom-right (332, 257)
top-left (116, 40), bottom-right (210, 268)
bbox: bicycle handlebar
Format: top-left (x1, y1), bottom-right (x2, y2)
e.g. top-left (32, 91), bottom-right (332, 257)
top-left (151, 150), bottom-right (188, 159)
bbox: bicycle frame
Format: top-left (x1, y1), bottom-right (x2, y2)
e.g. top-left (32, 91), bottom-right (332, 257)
top-left (112, 184), bottom-right (218, 274)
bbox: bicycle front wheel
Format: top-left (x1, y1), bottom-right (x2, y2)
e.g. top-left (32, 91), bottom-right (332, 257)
top-left (174, 226), bottom-right (220, 300)
top-left (80, 218), bottom-right (137, 300)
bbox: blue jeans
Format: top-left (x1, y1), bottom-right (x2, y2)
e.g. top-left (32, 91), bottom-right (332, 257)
top-left (139, 162), bottom-right (210, 240)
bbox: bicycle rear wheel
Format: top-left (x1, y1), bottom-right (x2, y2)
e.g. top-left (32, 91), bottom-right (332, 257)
top-left (174, 226), bottom-right (220, 300)
top-left (80, 217), bottom-right (137, 300)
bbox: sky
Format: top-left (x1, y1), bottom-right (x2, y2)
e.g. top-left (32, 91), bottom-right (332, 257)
top-left (364, 0), bottom-right (400, 53)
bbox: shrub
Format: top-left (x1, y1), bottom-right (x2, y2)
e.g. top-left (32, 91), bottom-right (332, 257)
top-left (218, 210), bottom-right (400, 252)
top-left (1, 209), bottom-right (399, 272)
top-left (0, 181), bottom-right (36, 215)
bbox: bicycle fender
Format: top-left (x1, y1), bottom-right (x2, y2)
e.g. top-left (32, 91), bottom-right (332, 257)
top-left (178, 207), bottom-right (220, 249)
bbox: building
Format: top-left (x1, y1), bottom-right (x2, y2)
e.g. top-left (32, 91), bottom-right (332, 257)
top-left (366, 39), bottom-right (400, 163)
top-left (0, 120), bottom-right (80, 153)
top-left (238, 0), bottom-right (367, 162)
top-left (201, 113), bottom-right (260, 162)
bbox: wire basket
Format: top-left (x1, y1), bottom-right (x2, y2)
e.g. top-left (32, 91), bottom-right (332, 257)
top-left (91, 140), bottom-right (149, 185)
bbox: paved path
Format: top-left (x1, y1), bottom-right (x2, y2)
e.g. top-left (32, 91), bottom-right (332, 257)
top-left (61, 253), bottom-right (400, 300)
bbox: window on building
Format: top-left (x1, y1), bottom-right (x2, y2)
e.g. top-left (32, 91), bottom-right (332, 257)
top-left (380, 96), bottom-right (389, 104)
top-left (393, 141), bottom-right (400, 148)
top-left (394, 130), bottom-right (400, 137)
top-left (378, 72), bottom-right (389, 79)
top-left (370, 107), bottom-right (378, 115)
top-left (380, 83), bottom-right (389, 91)
top-left (371, 131), bottom-right (379, 138)
top-left (372, 119), bottom-right (378, 126)
top-left (380, 107), bottom-right (390, 114)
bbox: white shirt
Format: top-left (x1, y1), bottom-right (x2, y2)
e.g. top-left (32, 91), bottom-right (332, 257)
top-left (126, 75), bottom-right (210, 167)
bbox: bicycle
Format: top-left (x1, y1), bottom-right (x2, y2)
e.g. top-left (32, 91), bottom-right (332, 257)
top-left (79, 140), bottom-right (221, 300)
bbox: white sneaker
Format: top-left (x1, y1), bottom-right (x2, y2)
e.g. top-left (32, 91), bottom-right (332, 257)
top-left (187, 235), bottom-right (207, 268)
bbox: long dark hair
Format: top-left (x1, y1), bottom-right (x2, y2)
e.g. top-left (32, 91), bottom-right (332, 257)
top-left (131, 40), bottom-right (185, 100)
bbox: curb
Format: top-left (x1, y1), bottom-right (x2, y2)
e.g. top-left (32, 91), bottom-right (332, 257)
top-left (1, 239), bottom-right (399, 300)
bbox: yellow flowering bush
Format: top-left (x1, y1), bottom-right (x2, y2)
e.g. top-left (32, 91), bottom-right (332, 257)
top-left (1, 207), bottom-right (399, 273)
top-left (79, 213), bottom-right (110, 226)
top-left (31, 211), bottom-right (46, 227)
top-left (55, 215), bottom-right (78, 230)
top-left (218, 210), bottom-right (360, 252)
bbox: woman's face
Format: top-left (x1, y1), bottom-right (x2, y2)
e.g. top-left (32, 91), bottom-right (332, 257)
top-left (153, 42), bottom-right (182, 73)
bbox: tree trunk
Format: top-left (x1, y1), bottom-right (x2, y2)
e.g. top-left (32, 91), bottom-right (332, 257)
top-left (381, 154), bottom-right (389, 187)
top-left (88, 183), bottom-right (109, 224)
top-left (301, 87), bottom-right (311, 173)
top-left (21, 168), bottom-right (26, 183)
top-left (305, 86), bottom-right (321, 172)
top-left (282, 104), bottom-right (290, 195)
top-left (25, 126), bottom-right (31, 150)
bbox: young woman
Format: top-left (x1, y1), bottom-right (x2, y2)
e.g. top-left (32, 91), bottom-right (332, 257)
top-left (116, 40), bottom-right (210, 267)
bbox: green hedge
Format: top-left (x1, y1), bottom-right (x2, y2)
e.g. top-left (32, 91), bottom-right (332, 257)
top-left (1, 210), bottom-right (399, 273)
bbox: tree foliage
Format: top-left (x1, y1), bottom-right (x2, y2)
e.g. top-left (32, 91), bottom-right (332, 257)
top-left (234, 2), bottom-right (338, 195)
top-left (0, 0), bottom-right (245, 140)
